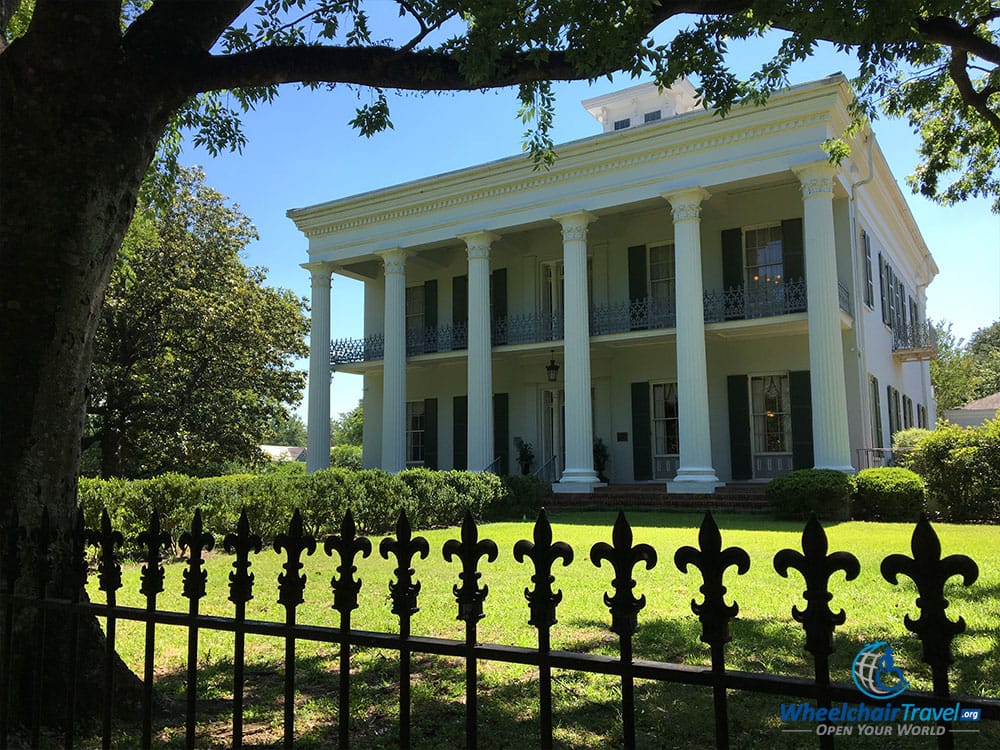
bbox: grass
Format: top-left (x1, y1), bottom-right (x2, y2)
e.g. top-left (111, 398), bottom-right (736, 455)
top-left (84, 511), bottom-right (1000, 748)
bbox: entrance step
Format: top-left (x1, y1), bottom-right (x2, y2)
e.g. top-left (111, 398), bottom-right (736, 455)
top-left (546, 482), bottom-right (771, 513)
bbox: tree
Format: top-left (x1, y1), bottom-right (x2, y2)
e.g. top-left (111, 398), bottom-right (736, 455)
top-left (84, 168), bottom-right (308, 479)
top-left (930, 321), bottom-right (980, 409)
top-left (968, 320), bottom-right (1000, 397)
top-left (265, 413), bottom-right (309, 447)
top-left (331, 403), bottom-right (364, 447)
top-left (2, 0), bottom-right (1000, 727)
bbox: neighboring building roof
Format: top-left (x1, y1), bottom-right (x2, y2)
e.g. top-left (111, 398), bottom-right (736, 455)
top-left (954, 391), bottom-right (1000, 411)
top-left (260, 445), bottom-right (307, 462)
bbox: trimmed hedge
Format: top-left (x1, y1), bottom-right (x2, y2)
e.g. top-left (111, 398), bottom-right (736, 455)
top-left (902, 419), bottom-right (1000, 522)
top-left (852, 467), bottom-right (925, 521)
top-left (766, 469), bottom-right (854, 520)
top-left (77, 468), bottom-right (550, 556)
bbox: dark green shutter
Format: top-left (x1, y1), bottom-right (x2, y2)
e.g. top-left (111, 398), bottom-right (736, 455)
top-left (789, 371), bottom-right (814, 470)
top-left (424, 280), bottom-right (438, 352)
top-left (727, 375), bottom-right (752, 480)
top-left (493, 393), bottom-right (509, 475)
top-left (423, 398), bottom-right (438, 470)
top-left (631, 382), bottom-right (652, 481)
top-left (722, 229), bottom-right (743, 291)
top-left (628, 245), bottom-right (647, 302)
top-left (879, 255), bottom-right (889, 326)
top-left (453, 395), bottom-right (467, 470)
top-left (452, 274), bottom-right (468, 351)
top-left (781, 218), bottom-right (805, 282)
top-left (491, 268), bottom-right (507, 345)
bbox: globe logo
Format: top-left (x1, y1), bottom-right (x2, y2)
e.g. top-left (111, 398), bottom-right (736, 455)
top-left (852, 641), bottom-right (909, 700)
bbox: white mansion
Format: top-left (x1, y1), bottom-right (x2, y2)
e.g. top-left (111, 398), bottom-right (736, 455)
top-left (290, 75), bottom-right (937, 494)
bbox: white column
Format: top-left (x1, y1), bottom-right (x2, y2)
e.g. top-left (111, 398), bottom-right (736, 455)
top-left (664, 188), bottom-right (720, 493)
top-left (304, 263), bottom-right (333, 473)
top-left (553, 211), bottom-right (602, 492)
top-left (794, 163), bottom-right (854, 471)
top-left (377, 248), bottom-right (409, 473)
top-left (459, 231), bottom-right (500, 471)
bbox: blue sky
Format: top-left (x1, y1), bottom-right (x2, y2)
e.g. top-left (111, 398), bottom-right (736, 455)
top-left (185, 34), bottom-right (1000, 424)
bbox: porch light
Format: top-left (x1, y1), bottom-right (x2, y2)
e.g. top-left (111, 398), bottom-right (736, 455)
top-left (545, 351), bottom-right (560, 382)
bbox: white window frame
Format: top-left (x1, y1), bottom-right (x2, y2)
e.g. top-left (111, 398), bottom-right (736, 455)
top-left (405, 401), bottom-right (425, 466)
top-left (750, 373), bottom-right (792, 455)
top-left (405, 285), bottom-right (425, 335)
top-left (743, 223), bottom-right (785, 287)
top-left (651, 381), bottom-right (680, 479)
top-left (647, 241), bottom-right (676, 303)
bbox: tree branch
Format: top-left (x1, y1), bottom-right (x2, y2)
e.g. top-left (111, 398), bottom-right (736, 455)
top-left (948, 47), bottom-right (1000, 133)
top-left (918, 15), bottom-right (1000, 66)
top-left (125, 0), bottom-right (254, 54)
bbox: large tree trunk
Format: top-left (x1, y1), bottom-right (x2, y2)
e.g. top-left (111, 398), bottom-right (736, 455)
top-left (0, 16), bottom-right (184, 728)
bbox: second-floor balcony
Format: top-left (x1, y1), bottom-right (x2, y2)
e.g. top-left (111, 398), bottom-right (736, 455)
top-left (892, 320), bottom-right (937, 362)
top-left (330, 278), bottom-right (850, 365)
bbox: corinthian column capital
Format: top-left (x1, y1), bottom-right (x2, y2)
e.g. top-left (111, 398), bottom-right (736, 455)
top-left (553, 210), bottom-right (597, 242)
top-left (376, 247), bottom-right (410, 275)
top-left (458, 230), bottom-right (500, 261)
top-left (663, 187), bottom-right (711, 223)
top-left (793, 162), bottom-right (837, 200)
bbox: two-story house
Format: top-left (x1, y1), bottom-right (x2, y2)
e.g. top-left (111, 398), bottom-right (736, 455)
top-left (289, 75), bottom-right (937, 494)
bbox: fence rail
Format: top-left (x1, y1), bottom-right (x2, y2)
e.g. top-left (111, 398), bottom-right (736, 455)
top-left (1, 506), bottom-right (997, 750)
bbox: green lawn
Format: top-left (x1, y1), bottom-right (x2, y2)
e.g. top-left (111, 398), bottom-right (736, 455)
top-left (89, 511), bottom-right (1000, 748)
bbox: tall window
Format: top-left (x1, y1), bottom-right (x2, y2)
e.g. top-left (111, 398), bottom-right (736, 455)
top-left (652, 382), bottom-right (680, 473)
top-left (405, 286), bottom-right (424, 335)
top-left (887, 386), bottom-right (902, 436)
top-left (648, 243), bottom-right (675, 302)
top-left (751, 374), bottom-right (791, 454)
top-left (869, 376), bottom-right (883, 448)
top-left (406, 401), bottom-right (425, 466)
top-left (862, 231), bottom-right (875, 308)
top-left (903, 395), bottom-right (914, 429)
top-left (917, 404), bottom-right (928, 429)
top-left (745, 225), bottom-right (784, 286)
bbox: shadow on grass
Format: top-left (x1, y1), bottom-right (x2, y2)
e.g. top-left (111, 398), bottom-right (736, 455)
top-left (542, 509), bottom-right (848, 533)
top-left (76, 612), bottom-right (1000, 749)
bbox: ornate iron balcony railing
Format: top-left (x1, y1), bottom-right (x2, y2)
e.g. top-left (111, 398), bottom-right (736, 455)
top-left (892, 320), bottom-right (937, 361)
top-left (329, 279), bottom-right (857, 365)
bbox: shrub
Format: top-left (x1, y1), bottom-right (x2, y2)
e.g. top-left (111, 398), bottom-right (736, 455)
top-left (852, 467), bottom-right (925, 521)
top-left (330, 445), bottom-right (363, 470)
top-left (766, 469), bottom-right (854, 520)
top-left (494, 475), bottom-right (553, 520)
top-left (906, 419), bottom-right (1000, 522)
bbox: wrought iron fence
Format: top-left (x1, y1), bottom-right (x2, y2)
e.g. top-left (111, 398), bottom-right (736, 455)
top-left (856, 447), bottom-right (913, 470)
top-left (2, 505), bottom-right (997, 750)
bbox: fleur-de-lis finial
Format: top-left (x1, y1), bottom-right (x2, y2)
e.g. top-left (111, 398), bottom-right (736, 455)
top-left (223, 507), bottom-right (262, 606)
top-left (881, 515), bottom-right (978, 671)
top-left (513, 508), bottom-right (574, 629)
top-left (180, 508), bottom-right (215, 602)
top-left (590, 511), bottom-right (657, 636)
top-left (137, 508), bottom-right (171, 600)
top-left (443, 510), bottom-right (498, 623)
top-left (274, 508), bottom-right (316, 610)
top-left (674, 512), bottom-right (750, 646)
top-left (88, 508), bottom-right (124, 596)
top-left (325, 509), bottom-right (372, 617)
top-left (774, 513), bottom-right (860, 658)
top-left (379, 509), bottom-right (429, 619)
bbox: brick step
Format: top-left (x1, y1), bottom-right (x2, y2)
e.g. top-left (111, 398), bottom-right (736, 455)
top-left (546, 491), bottom-right (771, 513)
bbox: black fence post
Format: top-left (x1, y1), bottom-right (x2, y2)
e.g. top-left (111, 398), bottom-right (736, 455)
top-left (63, 508), bottom-right (89, 750)
top-left (223, 508), bottom-right (261, 750)
top-left (326, 509), bottom-right (372, 750)
top-left (380, 510), bottom-right (429, 750)
top-left (274, 508), bottom-right (315, 750)
top-left (443, 510), bottom-right (498, 750)
top-left (137, 509), bottom-right (170, 750)
top-left (882, 515), bottom-right (979, 750)
top-left (674, 511), bottom-right (749, 750)
top-left (590, 510), bottom-right (657, 750)
top-left (774, 513), bottom-right (860, 750)
top-left (89, 509), bottom-right (123, 750)
top-left (513, 508), bottom-right (573, 750)
top-left (179, 509), bottom-right (214, 750)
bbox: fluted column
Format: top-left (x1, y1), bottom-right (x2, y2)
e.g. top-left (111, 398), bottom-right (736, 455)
top-left (459, 231), bottom-right (500, 471)
top-left (794, 163), bottom-right (853, 471)
top-left (304, 262), bottom-right (333, 473)
top-left (664, 188), bottom-right (720, 492)
top-left (553, 211), bottom-right (601, 491)
top-left (377, 248), bottom-right (409, 473)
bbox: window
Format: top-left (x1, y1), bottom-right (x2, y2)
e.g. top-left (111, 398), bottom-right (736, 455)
top-left (745, 225), bottom-right (784, 286)
top-left (869, 376), bottom-right (883, 449)
top-left (613, 118), bottom-right (631, 130)
top-left (917, 404), bottom-right (928, 429)
top-left (751, 374), bottom-right (791, 454)
top-left (652, 382), bottom-right (680, 458)
top-left (879, 253), bottom-right (888, 324)
top-left (909, 296), bottom-right (920, 332)
top-left (887, 386), bottom-right (902, 436)
top-left (405, 286), bottom-right (424, 335)
top-left (643, 110), bottom-right (662, 123)
top-left (895, 278), bottom-right (907, 332)
top-left (406, 401), bottom-right (425, 466)
top-left (903, 395), bottom-right (914, 429)
top-left (648, 243), bottom-right (675, 302)
top-left (862, 231), bottom-right (875, 308)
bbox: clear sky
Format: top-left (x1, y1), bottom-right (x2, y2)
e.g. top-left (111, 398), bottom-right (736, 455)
top-left (184, 32), bottom-right (1000, 425)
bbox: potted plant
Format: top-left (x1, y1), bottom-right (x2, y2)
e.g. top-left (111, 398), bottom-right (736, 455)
top-left (515, 437), bottom-right (534, 475)
top-left (593, 437), bottom-right (610, 483)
